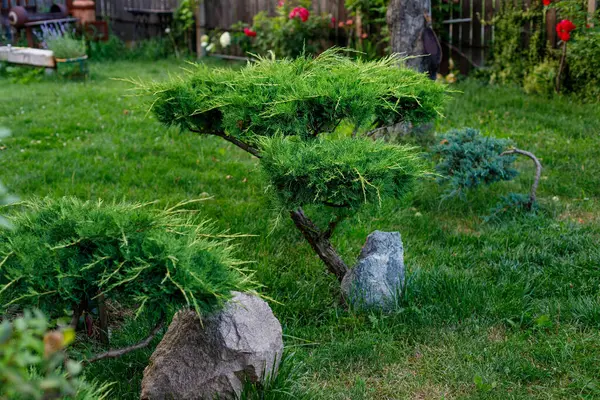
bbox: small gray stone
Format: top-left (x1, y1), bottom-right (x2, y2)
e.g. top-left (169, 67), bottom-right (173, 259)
top-left (341, 230), bottom-right (405, 310)
top-left (140, 292), bottom-right (283, 400)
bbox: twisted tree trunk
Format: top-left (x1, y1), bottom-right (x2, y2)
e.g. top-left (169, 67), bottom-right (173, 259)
top-left (190, 129), bottom-right (349, 281)
top-left (290, 209), bottom-right (348, 282)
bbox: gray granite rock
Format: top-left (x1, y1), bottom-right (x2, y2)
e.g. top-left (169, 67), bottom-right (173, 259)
top-left (140, 292), bottom-right (283, 400)
top-left (341, 230), bottom-right (405, 310)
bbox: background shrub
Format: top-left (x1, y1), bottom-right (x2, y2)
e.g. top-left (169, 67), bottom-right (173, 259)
top-left (0, 197), bottom-right (255, 322)
top-left (430, 128), bottom-right (517, 197)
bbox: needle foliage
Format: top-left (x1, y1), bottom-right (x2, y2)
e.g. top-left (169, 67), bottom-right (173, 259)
top-left (431, 128), bottom-right (518, 197)
top-left (0, 197), bottom-right (255, 321)
top-left (146, 48), bottom-right (447, 143)
top-left (260, 136), bottom-right (427, 211)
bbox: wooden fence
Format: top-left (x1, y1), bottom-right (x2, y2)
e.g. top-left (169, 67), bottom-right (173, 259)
top-left (95, 0), bottom-right (596, 72)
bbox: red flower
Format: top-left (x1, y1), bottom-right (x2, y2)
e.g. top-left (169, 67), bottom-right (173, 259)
top-left (556, 19), bottom-right (576, 42)
top-left (289, 7), bottom-right (310, 22)
top-left (346, 19), bottom-right (354, 26)
top-left (330, 16), bottom-right (336, 28)
top-left (277, 0), bottom-right (284, 6)
top-left (243, 27), bottom-right (257, 37)
top-left (543, 0), bottom-right (550, 6)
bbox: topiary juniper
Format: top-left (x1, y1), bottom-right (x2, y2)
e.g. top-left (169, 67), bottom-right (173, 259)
top-left (138, 49), bottom-right (447, 283)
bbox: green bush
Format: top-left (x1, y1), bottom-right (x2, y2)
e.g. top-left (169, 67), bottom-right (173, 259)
top-left (46, 33), bottom-right (86, 59)
top-left (523, 59), bottom-right (559, 97)
top-left (430, 128), bottom-right (517, 197)
top-left (0, 197), bottom-right (254, 321)
top-left (0, 309), bottom-right (111, 400)
top-left (260, 136), bottom-right (426, 211)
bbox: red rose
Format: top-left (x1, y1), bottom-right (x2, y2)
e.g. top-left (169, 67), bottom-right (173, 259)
top-left (243, 27), bottom-right (257, 37)
top-left (543, 0), bottom-right (550, 6)
top-left (556, 19), bottom-right (576, 42)
top-left (289, 7), bottom-right (310, 22)
top-left (330, 16), bottom-right (336, 28)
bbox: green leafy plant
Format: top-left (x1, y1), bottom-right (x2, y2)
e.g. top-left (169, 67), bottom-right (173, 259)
top-left (140, 49), bottom-right (446, 283)
top-left (0, 197), bottom-right (255, 361)
top-left (232, 0), bottom-right (334, 58)
top-left (523, 59), bottom-right (559, 97)
top-left (488, 0), bottom-right (600, 101)
top-left (46, 33), bottom-right (86, 59)
top-left (0, 309), bottom-right (111, 400)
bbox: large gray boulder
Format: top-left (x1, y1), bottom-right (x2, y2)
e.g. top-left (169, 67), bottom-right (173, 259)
top-left (341, 231), bottom-right (405, 310)
top-left (140, 292), bottom-right (283, 400)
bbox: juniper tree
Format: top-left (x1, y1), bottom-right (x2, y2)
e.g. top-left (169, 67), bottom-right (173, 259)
top-left (0, 197), bottom-right (255, 362)
top-left (141, 49), bottom-right (447, 282)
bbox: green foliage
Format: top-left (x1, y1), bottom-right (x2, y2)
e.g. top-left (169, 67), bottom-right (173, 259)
top-left (486, 192), bottom-right (540, 222)
top-left (430, 128), bottom-right (517, 197)
top-left (0, 309), bottom-right (111, 400)
top-left (88, 36), bottom-right (178, 62)
top-left (344, 0), bottom-right (389, 58)
top-left (523, 59), bottom-right (559, 97)
top-left (488, 0), bottom-right (545, 86)
top-left (46, 33), bottom-right (86, 59)
top-left (231, 0), bottom-right (333, 58)
top-left (489, 0), bottom-right (600, 101)
top-left (260, 136), bottom-right (426, 211)
top-left (0, 62), bottom-right (44, 84)
top-left (147, 49), bottom-right (447, 144)
top-left (0, 197), bottom-right (254, 321)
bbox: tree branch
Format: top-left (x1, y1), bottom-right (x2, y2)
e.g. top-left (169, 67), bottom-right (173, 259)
top-left (323, 215), bottom-right (344, 240)
top-left (83, 315), bottom-right (165, 364)
top-left (290, 208), bottom-right (349, 281)
top-left (501, 148), bottom-right (542, 209)
top-left (190, 128), bottom-right (261, 158)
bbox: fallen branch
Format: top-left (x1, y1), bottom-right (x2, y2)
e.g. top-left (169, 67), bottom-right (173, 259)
top-left (83, 315), bottom-right (165, 364)
top-left (501, 148), bottom-right (542, 209)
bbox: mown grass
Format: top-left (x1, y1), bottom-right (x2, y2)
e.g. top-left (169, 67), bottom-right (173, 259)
top-left (1, 60), bottom-right (600, 399)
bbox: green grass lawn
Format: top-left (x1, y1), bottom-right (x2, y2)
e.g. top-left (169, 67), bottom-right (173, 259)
top-left (1, 59), bottom-right (600, 399)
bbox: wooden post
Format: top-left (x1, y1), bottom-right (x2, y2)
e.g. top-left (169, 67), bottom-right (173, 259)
top-left (545, 8), bottom-right (557, 47)
top-left (589, 0), bottom-right (597, 28)
top-left (195, 1), bottom-right (206, 58)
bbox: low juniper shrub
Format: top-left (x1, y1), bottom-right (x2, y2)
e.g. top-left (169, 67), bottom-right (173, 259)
top-left (430, 128), bottom-right (518, 198)
top-left (0, 197), bottom-right (255, 326)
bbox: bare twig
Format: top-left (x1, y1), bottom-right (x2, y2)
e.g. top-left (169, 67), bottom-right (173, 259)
top-left (501, 148), bottom-right (542, 209)
top-left (190, 128), bottom-right (261, 158)
top-left (83, 315), bottom-right (165, 364)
